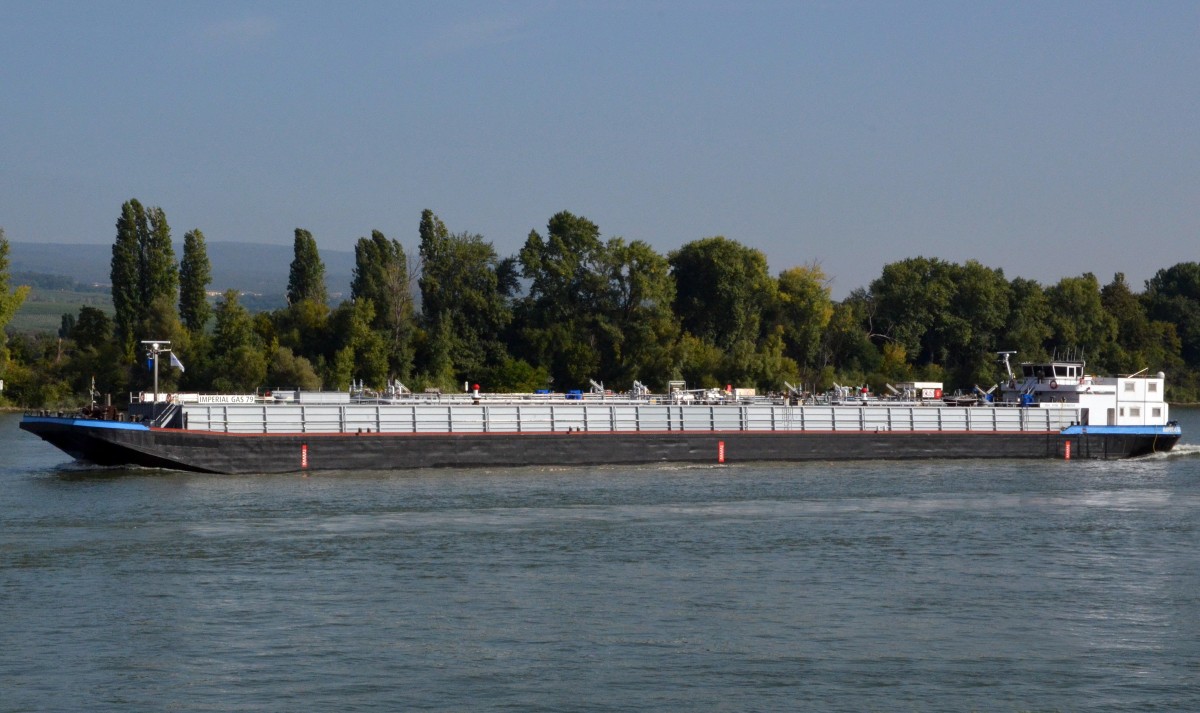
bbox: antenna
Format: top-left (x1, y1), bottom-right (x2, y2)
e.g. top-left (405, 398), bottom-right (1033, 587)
top-left (996, 351), bottom-right (1017, 381)
top-left (140, 340), bottom-right (172, 420)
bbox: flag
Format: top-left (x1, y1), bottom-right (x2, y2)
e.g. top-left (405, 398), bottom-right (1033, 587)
top-left (169, 352), bottom-right (185, 372)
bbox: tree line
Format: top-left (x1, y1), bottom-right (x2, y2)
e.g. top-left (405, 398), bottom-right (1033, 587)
top-left (2, 200), bottom-right (1199, 406)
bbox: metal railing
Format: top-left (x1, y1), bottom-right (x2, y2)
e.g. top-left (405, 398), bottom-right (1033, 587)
top-left (178, 401), bottom-right (1080, 436)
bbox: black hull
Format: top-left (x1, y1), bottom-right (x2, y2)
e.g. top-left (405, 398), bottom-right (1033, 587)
top-left (20, 419), bottom-right (1182, 475)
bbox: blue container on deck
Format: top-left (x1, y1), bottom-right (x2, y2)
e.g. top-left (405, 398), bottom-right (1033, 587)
top-left (1020, 394), bottom-right (1035, 407)
top-left (566, 390), bottom-right (583, 400)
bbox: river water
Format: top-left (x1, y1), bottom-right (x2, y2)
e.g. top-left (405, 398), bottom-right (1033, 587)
top-left (2, 410), bottom-right (1199, 712)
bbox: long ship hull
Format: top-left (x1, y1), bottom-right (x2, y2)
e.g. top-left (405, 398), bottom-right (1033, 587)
top-left (20, 399), bottom-right (1181, 474)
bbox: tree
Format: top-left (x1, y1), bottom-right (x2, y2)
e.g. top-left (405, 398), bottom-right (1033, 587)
top-left (108, 199), bottom-right (178, 355)
top-left (868, 256), bottom-right (957, 364)
top-left (669, 236), bottom-right (780, 387)
top-left (820, 290), bottom-right (881, 385)
top-left (210, 290), bottom-right (267, 391)
top-left (326, 298), bottom-right (389, 389)
top-left (110, 200), bottom-right (145, 352)
top-left (1145, 262), bottom-right (1200, 365)
top-left (670, 236), bottom-right (775, 352)
top-left (57, 305), bottom-right (125, 402)
top-left (266, 346), bottom-right (320, 390)
top-left (1045, 273), bottom-right (1117, 366)
top-left (0, 228), bottom-right (31, 379)
top-left (179, 229), bottom-right (213, 333)
top-left (944, 260), bottom-right (1010, 384)
top-left (418, 225), bottom-right (514, 385)
top-left (594, 238), bottom-right (680, 388)
top-left (416, 210), bottom-right (455, 384)
top-left (73, 306), bottom-right (114, 352)
top-left (515, 211), bottom-right (610, 388)
top-left (351, 230), bottom-right (415, 380)
top-left (774, 263), bottom-right (834, 376)
top-left (1002, 277), bottom-right (1052, 362)
top-left (287, 228), bottom-right (327, 306)
top-left (143, 206), bottom-right (178, 307)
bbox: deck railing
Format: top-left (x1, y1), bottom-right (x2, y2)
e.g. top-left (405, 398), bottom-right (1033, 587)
top-left (178, 402), bottom-right (1080, 436)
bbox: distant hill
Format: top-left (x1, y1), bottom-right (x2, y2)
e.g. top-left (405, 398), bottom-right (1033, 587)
top-left (8, 241), bottom-right (356, 299)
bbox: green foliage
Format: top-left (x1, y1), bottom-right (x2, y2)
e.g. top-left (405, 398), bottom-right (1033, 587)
top-left (287, 228), bottom-right (327, 306)
top-left (267, 346), bottom-right (321, 391)
top-left (1145, 262), bottom-right (1200, 365)
top-left (479, 357), bottom-right (550, 392)
top-left (869, 258), bottom-right (1016, 385)
top-left (418, 216), bottom-right (513, 385)
top-left (210, 290), bottom-right (267, 391)
top-left (670, 236), bottom-right (775, 351)
top-left (274, 297), bottom-right (331, 367)
top-left (515, 211), bottom-right (610, 388)
top-left (108, 200), bottom-right (179, 356)
top-left (1003, 278), bottom-right (1053, 362)
top-left (513, 213), bottom-right (687, 390)
top-left (775, 263), bottom-right (834, 375)
top-left (179, 229), bottom-right (213, 333)
top-left (869, 256), bottom-right (958, 363)
top-left (144, 207), bottom-right (179, 305)
top-left (820, 291), bottom-right (881, 383)
top-left (0, 228), bottom-right (31, 376)
top-left (1045, 273), bottom-right (1117, 365)
top-left (326, 298), bottom-right (389, 389)
top-left (669, 236), bottom-right (783, 390)
top-left (594, 238), bottom-right (681, 389)
top-left (9, 208), bottom-right (1200, 406)
top-left (352, 230), bottom-right (416, 380)
top-left (110, 200), bottom-right (143, 353)
top-left (677, 332), bottom-right (725, 388)
top-left (2, 333), bottom-right (74, 408)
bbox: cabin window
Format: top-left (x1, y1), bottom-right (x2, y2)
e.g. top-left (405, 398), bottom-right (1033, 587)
top-left (1124, 382), bottom-right (1135, 392)
top-left (1131, 407), bottom-right (1141, 418)
top-left (1119, 407), bottom-right (1126, 417)
top-left (1055, 365), bottom-right (1069, 377)
top-left (1149, 382), bottom-right (1158, 393)
top-left (1153, 407), bottom-right (1162, 418)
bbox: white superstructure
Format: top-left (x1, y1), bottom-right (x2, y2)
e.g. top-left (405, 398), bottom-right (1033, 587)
top-left (995, 352), bottom-right (1170, 427)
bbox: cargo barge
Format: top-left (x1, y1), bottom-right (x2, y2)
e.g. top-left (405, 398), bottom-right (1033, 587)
top-left (20, 348), bottom-right (1182, 474)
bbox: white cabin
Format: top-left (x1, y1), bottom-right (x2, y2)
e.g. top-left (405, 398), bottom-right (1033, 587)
top-left (996, 355), bottom-right (1169, 427)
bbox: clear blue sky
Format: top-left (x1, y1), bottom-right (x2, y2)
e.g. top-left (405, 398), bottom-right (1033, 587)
top-left (2, 1), bottom-right (1196, 297)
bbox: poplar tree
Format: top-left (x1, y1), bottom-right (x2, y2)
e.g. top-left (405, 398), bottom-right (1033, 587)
top-left (143, 206), bottom-right (178, 306)
top-left (179, 229), bottom-right (213, 333)
top-left (287, 228), bottom-right (327, 306)
top-left (109, 199), bottom-right (179, 355)
top-left (417, 209), bottom-right (454, 383)
top-left (110, 200), bottom-right (145, 352)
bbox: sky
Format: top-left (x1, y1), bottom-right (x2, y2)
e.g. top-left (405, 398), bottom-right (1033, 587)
top-left (1, 1), bottom-right (1197, 298)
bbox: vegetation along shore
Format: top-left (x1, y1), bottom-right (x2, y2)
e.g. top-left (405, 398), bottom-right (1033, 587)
top-left (2, 200), bottom-right (1199, 408)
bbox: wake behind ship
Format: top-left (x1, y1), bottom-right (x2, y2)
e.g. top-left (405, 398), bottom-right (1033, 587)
top-left (21, 350), bottom-right (1182, 474)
